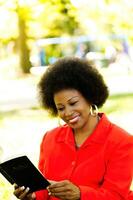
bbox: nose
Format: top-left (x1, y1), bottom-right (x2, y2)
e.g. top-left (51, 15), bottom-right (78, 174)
top-left (64, 106), bottom-right (73, 117)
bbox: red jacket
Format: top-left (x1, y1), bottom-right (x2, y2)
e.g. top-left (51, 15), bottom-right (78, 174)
top-left (36, 113), bottom-right (133, 200)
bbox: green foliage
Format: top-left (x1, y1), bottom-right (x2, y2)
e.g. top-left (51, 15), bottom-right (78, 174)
top-left (0, 175), bottom-right (16, 200)
top-left (0, 0), bottom-right (79, 72)
top-left (35, 0), bottom-right (79, 37)
top-left (102, 93), bottom-right (133, 114)
top-left (1, 0), bottom-right (133, 72)
top-left (75, 0), bottom-right (133, 45)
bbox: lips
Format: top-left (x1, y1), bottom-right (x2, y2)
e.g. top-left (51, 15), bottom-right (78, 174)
top-left (68, 115), bottom-right (80, 124)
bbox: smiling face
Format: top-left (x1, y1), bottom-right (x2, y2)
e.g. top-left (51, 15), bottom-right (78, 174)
top-left (54, 89), bottom-right (91, 132)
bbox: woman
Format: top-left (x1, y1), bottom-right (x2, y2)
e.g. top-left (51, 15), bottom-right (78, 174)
top-left (14, 57), bottom-right (133, 200)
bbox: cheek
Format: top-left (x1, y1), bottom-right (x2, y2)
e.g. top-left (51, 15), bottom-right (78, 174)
top-left (58, 112), bottom-right (64, 119)
top-left (82, 108), bottom-right (90, 119)
top-left (80, 105), bottom-right (90, 114)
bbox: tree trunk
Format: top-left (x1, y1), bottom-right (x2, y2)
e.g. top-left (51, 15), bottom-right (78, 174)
top-left (18, 12), bottom-right (32, 73)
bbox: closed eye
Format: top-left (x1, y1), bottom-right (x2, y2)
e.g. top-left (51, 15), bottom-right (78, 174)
top-left (57, 107), bottom-right (64, 111)
top-left (69, 101), bottom-right (78, 106)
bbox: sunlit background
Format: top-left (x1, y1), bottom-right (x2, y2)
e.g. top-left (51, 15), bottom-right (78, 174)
top-left (0, 0), bottom-right (133, 199)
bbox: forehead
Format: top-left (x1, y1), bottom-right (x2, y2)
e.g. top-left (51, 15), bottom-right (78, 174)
top-left (54, 89), bottom-right (82, 103)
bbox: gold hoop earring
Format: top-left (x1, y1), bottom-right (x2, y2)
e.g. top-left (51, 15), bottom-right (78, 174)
top-left (90, 104), bottom-right (98, 116)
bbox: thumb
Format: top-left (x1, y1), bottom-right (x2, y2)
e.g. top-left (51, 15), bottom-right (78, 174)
top-left (31, 192), bottom-right (36, 199)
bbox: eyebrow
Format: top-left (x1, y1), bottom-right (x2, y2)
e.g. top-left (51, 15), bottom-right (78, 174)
top-left (67, 96), bottom-right (79, 102)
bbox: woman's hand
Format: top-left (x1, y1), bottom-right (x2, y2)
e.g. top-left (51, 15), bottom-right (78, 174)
top-left (47, 180), bottom-right (80, 200)
top-left (13, 184), bottom-right (36, 200)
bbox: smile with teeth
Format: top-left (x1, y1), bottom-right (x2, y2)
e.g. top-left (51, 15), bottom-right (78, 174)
top-left (68, 115), bottom-right (80, 124)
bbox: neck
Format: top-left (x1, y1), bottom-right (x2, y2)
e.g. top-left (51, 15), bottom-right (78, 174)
top-left (73, 114), bottom-right (100, 146)
top-left (75, 114), bottom-right (99, 136)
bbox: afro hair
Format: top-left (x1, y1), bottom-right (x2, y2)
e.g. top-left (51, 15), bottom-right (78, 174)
top-left (38, 56), bottom-right (109, 116)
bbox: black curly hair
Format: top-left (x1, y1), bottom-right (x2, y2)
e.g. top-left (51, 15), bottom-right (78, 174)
top-left (38, 56), bottom-right (109, 116)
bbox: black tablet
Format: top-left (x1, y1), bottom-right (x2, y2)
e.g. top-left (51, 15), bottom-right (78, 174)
top-left (0, 155), bottom-right (50, 192)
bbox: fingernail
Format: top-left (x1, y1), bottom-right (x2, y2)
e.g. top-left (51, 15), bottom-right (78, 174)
top-left (26, 187), bottom-right (30, 192)
top-left (21, 186), bottom-right (25, 190)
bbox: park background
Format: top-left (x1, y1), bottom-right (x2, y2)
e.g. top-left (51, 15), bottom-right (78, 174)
top-left (0, 0), bottom-right (133, 199)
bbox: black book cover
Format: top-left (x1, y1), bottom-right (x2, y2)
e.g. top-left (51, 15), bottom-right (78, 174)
top-left (0, 155), bottom-right (50, 192)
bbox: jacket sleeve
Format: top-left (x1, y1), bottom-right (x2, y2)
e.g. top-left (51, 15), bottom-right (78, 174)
top-left (79, 136), bottom-right (133, 200)
top-left (35, 133), bottom-right (49, 200)
top-left (35, 190), bottom-right (48, 200)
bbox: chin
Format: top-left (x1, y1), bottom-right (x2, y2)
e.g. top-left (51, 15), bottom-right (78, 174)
top-left (69, 123), bottom-right (82, 130)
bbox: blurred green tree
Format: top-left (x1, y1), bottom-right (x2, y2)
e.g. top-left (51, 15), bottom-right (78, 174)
top-left (16, 2), bottom-right (32, 73)
top-left (0, 0), bottom-right (78, 73)
top-left (38, 0), bottom-right (79, 36)
top-left (1, 0), bottom-right (133, 73)
top-left (0, 0), bottom-right (33, 73)
top-left (71, 0), bottom-right (133, 43)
